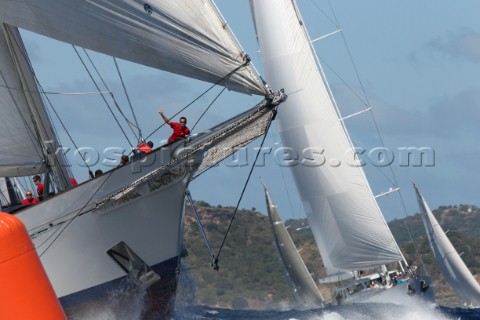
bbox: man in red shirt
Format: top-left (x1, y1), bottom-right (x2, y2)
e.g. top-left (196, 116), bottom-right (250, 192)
top-left (159, 109), bottom-right (190, 143)
top-left (33, 175), bottom-right (44, 200)
top-left (21, 190), bottom-right (40, 205)
top-left (137, 141), bottom-right (154, 154)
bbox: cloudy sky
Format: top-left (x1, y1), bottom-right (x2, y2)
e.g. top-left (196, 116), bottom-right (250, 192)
top-left (21, 0), bottom-right (480, 222)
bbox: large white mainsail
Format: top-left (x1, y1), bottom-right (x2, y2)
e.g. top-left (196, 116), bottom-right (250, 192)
top-left (250, 0), bottom-right (404, 276)
top-left (0, 0), bottom-right (266, 96)
top-left (414, 184), bottom-right (480, 305)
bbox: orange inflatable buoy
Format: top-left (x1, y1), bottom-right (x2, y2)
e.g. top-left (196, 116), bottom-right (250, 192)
top-left (0, 212), bottom-right (66, 319)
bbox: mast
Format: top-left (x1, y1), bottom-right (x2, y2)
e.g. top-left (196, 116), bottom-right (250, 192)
top-left (250, 0), bottom-right (405, 275)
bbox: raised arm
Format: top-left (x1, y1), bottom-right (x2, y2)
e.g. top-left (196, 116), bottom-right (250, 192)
top-left (159, 109), bottom-right (170, 124)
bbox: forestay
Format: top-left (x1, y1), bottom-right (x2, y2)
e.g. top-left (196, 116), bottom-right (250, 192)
top-left (415, 185), bottom-right (480, 305)
top-left (250, 0), bottom-right (404, 275)
top-left (0, 0), bottom-right (266, 96)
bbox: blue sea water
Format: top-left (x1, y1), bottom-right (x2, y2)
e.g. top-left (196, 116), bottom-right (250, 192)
top-left (173, 304), bottom-right (480, 320)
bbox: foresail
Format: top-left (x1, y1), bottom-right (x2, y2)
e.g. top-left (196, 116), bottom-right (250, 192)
top-left (414, 185), bottom-right (480, 305)
top-left (0, 24), bottom-right (45, 177)
top-left (264, 187), bottom-right (324, 308)
top-left (250, 0), bottom-right (404, 275)
top-left (0, 0), bottom-right (266, 96)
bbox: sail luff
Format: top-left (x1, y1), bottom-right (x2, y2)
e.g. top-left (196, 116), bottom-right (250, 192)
top-left (0, 0), bottom-right (266, 96)
top-left (250, 0), bottom-right (404, 275)
top-left (414, 185), bottom-right (480, 305)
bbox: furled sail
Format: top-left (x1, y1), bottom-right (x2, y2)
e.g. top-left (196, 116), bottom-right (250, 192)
top-left (250, 0), bottom-right (404, 275)
top-left (0, 0), bottom-right (266, 96)
top-left (264, 186), bottom-right (324, 308)
top-left (0, 24), bottom-right (70, 189)
top-left (414, 184), bottom-right (480, 305)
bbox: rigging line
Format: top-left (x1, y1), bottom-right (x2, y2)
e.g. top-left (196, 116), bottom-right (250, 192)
top-left (317, 55), bottom-right (367, 107)
top-left (214, 109), bottom-right (277, 262)
top-left (395, 187), bottom-right (427, 270)
top-left (313, 4), bottom-right (397, 189)
top-left (81, 48), bottom-right (140, 143)
top-left (145, 60), bottom-right (252, 141)
top-left (113, 56), bottom-right (142, 140)
top-left (37, 171), bottom-right (115, 257)
top-left (71, 45), bottom-right (134, 148)
top-left (1, 28), bottom-right (57, 160)
top-left (326, 0), bottom-right (371, 107)
top-left (0, 69), bottom-right (44, 159)
top-left (325, 2), bottom-right (407, 226)
top-left (307, 0), bottom-right (338, 27)
top-left (0, 83), bottom-right (111, 95)
top-left (4, 26), bottom-right (92, 177)
top-left (28, 71), bottom-right (77, 177)
top-left (191, 87), bottom-right (226, 132)
top-left (272, 125), bottom-right (297, 219)
top-left (6, 27), bottom-right (78, 177)
top-left (40, 87), bottom-right (92, 171)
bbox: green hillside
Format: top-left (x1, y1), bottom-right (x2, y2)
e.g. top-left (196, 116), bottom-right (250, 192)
top-left (176, 202), bottom-right (480, 309)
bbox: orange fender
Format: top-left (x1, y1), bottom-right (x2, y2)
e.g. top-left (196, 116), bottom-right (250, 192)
top-left (0, 212), bottom-right (66, 319)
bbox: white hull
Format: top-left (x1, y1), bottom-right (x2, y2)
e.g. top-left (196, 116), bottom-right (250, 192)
top-left (338, 276), bottom-right (435, 306)
top-left (10, 100), bottom-right (278, 316)
top-left (15, 146), bottom-right (190, 315)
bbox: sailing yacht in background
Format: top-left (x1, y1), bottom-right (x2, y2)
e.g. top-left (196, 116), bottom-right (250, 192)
top-left (414, 184), bottom-right (480, 306)
top-left (0, 1), bottom-right (285, 318)
top-left (249, 0), bottom-right (434, 304)
top-left (263, 184), bottom-right (325, 308)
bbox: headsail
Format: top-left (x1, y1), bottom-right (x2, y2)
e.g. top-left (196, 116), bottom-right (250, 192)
top-left (250, 0), bottom-right (404, 275)
top-left (0, 24), bottom-right (70, 190)
top-left (414, 184), bottom-right (480, 305)
top-left (0, 0), bottom-right (266, 96)
top-left (263, 185), bottom-right (324, 308)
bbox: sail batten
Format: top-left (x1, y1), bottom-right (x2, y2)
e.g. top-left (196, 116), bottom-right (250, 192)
top-left (0, 0), bottom-right (265, 96)
top-left (251, 0), bottom-right (404, 275)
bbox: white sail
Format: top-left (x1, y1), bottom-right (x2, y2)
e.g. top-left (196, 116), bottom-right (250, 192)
top-left (0, 0), bottom-right (265, 96)
top-left (0, 25), bottom-right (46, 176)
top-left (250, 0), bottom-right (404, 275)
top-left (264, 186), bottom-right (324, 308)
top-left (414, 184), bottom-right (480, 305)
top-left (0, 24), bottom-right (71, 190)
top-left (0, 1), bottom-right (283, 316)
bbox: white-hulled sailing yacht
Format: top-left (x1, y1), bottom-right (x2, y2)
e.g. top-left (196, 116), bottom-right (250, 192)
top-left (0, 1), bottom-right (285, 318)
top-left (415, 184), bottom-right (480, 306)
top-left (250, 0), bottom-right (434, 305)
